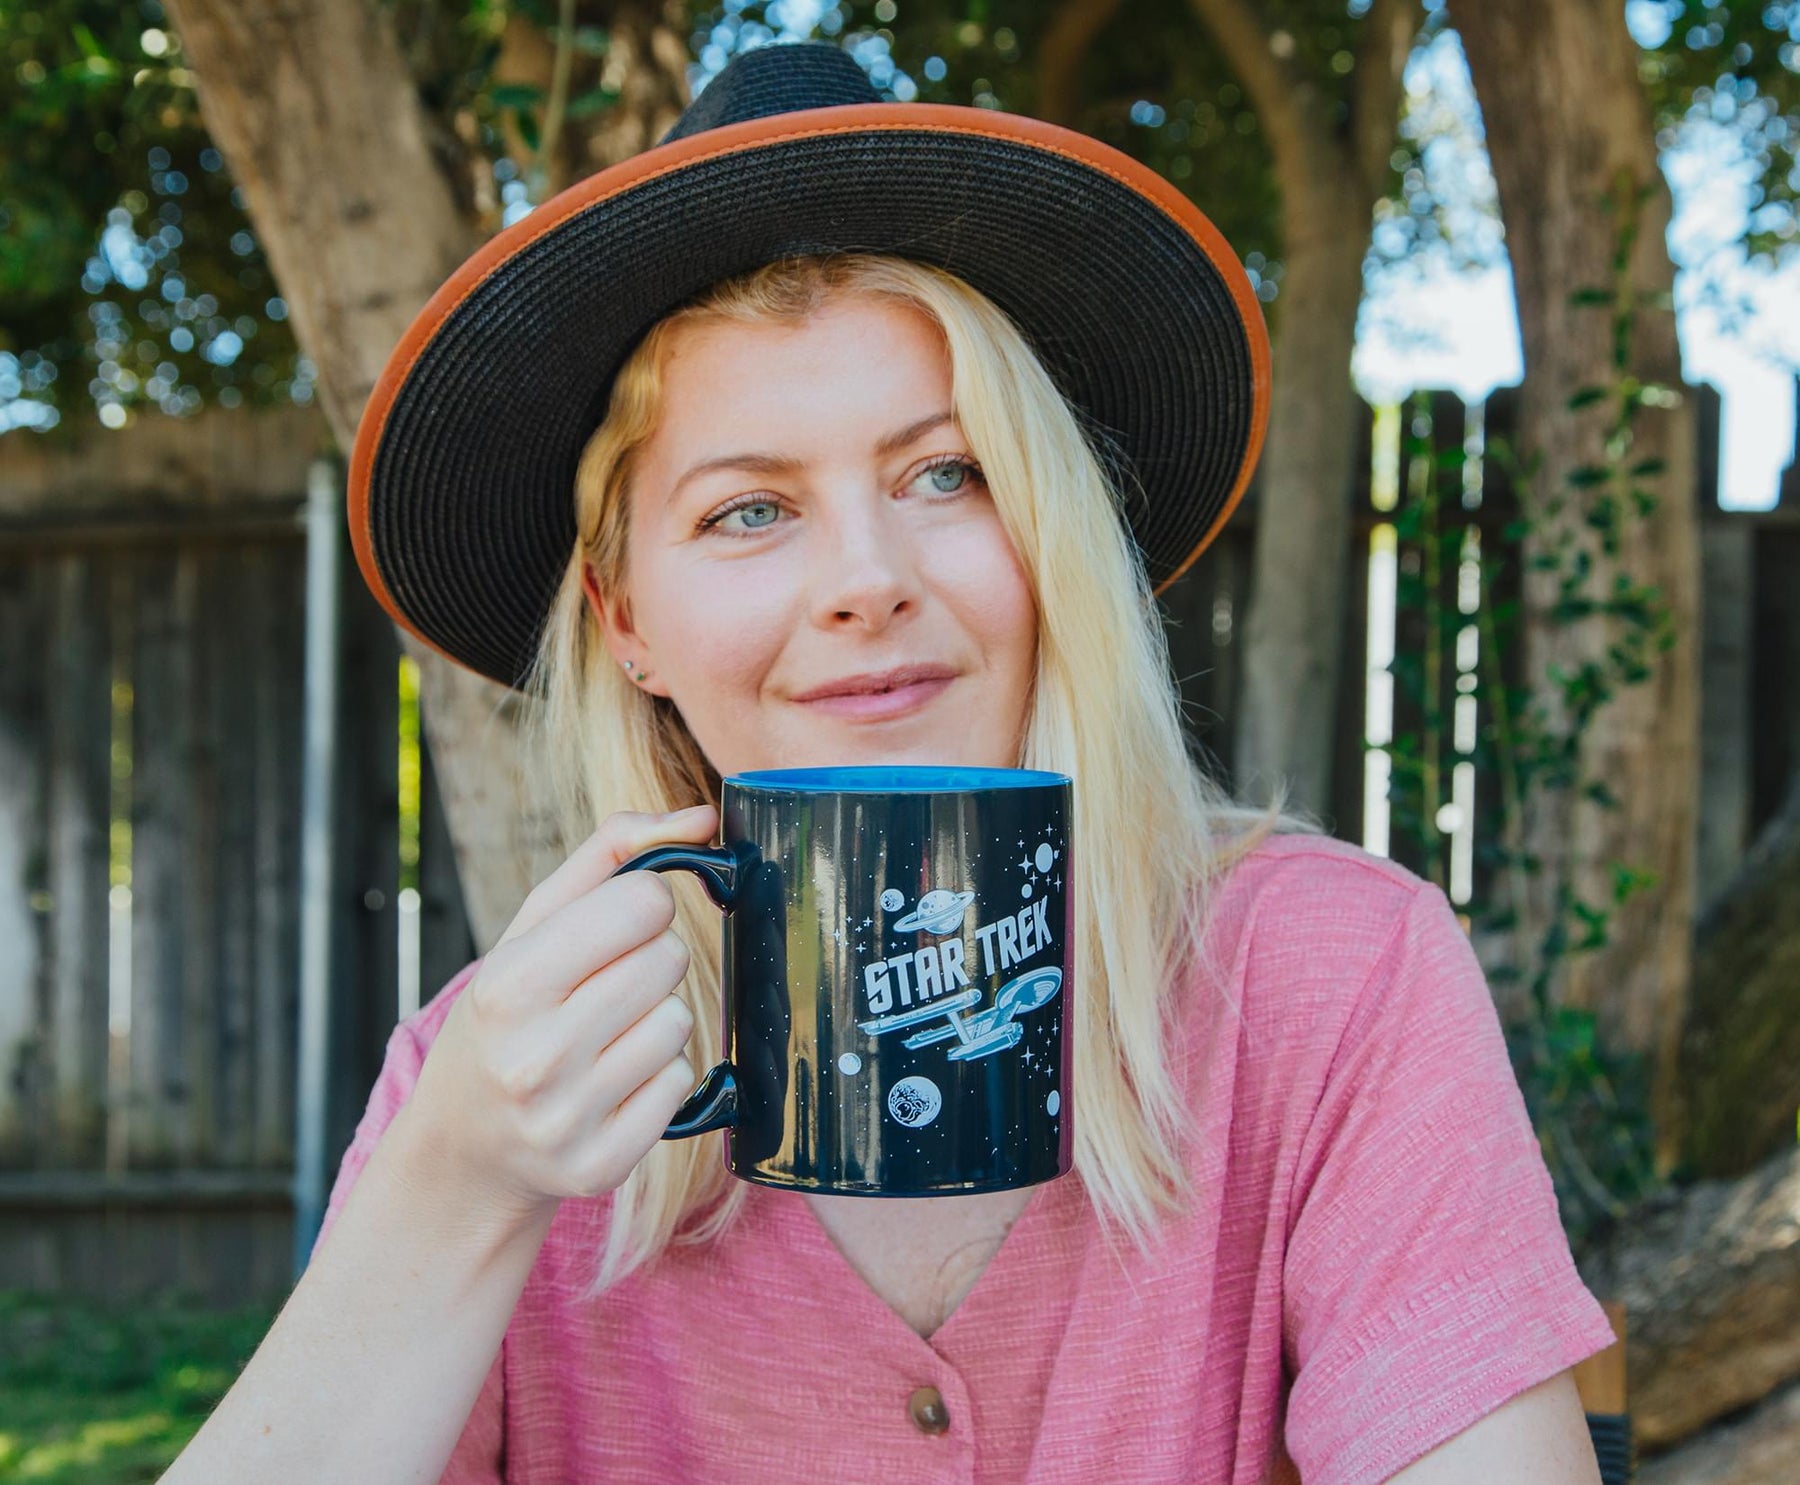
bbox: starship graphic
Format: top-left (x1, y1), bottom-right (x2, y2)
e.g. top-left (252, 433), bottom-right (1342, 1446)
top-left (855, 966), bottom-right (1063, 1063)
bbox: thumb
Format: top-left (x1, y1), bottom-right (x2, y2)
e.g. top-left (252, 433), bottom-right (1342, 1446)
top-left (500, 805), bottom-right (718, 947)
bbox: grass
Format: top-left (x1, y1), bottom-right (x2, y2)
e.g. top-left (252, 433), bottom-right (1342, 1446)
top-left (0, 1288), bottom-right (281, 1483)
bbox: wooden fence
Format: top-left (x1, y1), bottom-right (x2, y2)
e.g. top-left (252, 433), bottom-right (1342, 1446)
top-left (0, 408), bottom-right (474, 1304)
top-left (0, 384), bottom-right (1794, 1306)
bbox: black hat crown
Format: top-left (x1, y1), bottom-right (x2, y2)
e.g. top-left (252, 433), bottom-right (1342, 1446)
top-left (660, 42), bottom-right (881, 147)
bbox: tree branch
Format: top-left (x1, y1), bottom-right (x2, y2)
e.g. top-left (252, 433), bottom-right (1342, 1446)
top-left (1349, 0), bottom-right (1419, 199)
top-left (1181, 0), bottom-right (1322, 176)
top-left (1035, 0), bottom-right (1129, 126)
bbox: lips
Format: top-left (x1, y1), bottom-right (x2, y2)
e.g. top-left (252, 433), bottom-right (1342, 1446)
top-left (791, 663), bottom-right (958, 702)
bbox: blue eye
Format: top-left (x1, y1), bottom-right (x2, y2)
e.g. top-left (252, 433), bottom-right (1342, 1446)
top-left (697, 457), bottom-right (983, 538)
top-left (701, 498), bottom-right (783, 534)
top-left (917, 456), bottom-right (984, 494)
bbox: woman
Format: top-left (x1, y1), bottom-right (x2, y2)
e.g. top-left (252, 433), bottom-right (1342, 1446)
top-left (160, 41), bottom-right (1616, 1485)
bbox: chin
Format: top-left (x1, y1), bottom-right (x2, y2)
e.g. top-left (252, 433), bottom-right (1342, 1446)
top-left (729, 745), bottom-right (941, 773)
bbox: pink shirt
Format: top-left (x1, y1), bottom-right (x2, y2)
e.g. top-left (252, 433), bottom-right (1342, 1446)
top-left (312, 832), bottom-right (1616, 1484)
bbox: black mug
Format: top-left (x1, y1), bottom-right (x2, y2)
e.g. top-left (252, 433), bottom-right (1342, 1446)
top-left (614, 766), bottom-right (1074, 1196)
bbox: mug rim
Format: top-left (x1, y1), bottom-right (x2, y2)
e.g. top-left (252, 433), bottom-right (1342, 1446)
top-left (724, 765), bottom-right (1071, 793)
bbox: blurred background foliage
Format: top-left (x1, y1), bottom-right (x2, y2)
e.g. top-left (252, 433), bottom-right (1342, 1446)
top-left (8, 0), bottom-right (1796, 435)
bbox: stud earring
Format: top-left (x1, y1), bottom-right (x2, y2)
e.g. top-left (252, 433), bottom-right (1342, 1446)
top-left (621, 657), bottom-right (651, 683)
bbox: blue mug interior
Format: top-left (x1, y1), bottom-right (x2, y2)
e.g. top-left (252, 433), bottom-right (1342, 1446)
top-left (726, 765), bottom-right (1070, 792)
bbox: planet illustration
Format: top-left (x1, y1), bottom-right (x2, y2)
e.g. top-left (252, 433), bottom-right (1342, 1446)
top-left (887, 1075), bottom-right (942, 1128)
top-left (891, 888), bottom-right (976, 935)
top-left (879, 887), bottom-right (905, 912)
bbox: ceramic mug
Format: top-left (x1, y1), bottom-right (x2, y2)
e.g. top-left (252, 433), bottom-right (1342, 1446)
top-left (614, 765), bottom-right (1074, 1196)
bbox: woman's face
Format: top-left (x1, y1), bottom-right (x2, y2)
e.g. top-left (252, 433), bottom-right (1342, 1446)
top-left (584, 293), bottom-right (1039, 778)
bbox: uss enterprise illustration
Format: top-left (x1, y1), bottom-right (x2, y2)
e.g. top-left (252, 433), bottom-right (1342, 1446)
top-left (855, 886), bottom-right (1063, 1062)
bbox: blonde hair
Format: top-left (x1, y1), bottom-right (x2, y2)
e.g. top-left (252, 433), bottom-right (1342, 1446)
top-left (518, 251), bottom-right (1319, 1298)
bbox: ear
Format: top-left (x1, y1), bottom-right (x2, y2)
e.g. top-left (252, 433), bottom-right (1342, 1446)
top-left (582, 560), bottom-right (667, 695)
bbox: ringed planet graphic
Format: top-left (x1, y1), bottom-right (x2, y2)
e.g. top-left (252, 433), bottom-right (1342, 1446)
top-left (891, 888), bottom-right (976, 935)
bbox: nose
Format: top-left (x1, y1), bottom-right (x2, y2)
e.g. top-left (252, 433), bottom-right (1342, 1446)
top-left (809, 496), bottom-right (922, 632)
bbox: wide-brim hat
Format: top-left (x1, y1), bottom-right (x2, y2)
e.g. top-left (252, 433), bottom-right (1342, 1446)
top-left (349, 39), bottom-right (1271, 691)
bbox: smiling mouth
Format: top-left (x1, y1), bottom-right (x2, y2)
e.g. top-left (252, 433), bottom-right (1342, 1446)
top-left (795, 675), bottom-right (954, 718)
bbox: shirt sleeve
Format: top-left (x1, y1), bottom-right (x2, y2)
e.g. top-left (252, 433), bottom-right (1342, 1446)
top-left (1279, 882), bottom-right (1619, 1485)
top-left (307, 958), bottom-right (504, 1485)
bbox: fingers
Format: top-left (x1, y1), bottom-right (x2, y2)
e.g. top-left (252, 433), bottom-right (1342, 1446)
top-left (498, 805), bottom-right (718, 949)
top-left (582, 1059), bottom-right (704, 1189)
top-left (482, 870), bottom-right (680, 1014)
top-left (588, 993), bottom-right (698, 1117)
top-left (521, 991), bottom-right (696, 1171)
top-left (546, 926), bottom-right (693, 1067)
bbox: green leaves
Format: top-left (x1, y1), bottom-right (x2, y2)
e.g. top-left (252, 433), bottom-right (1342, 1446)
top-left (1377, 172), bottom-right (1682, 1248)
top-left (566, 85), bottom-right (620, 121)
top-left (554, 23), bottom-right (611, 58)
top-left (486, 82), bottom-right (546, 110)
top-left (1610, 862), bottom-right (1658, 905)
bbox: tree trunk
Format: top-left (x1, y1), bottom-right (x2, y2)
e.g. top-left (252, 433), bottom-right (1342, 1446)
top-left (1679, 768), bottom-right (1800, 1179)
top-left (1453, 1), bottom-right (1699, 1169)
top-left (1638, 1376), bottom-right (1800, 1485)
top-left (1230, 192), bottom-right (1369, 815)
top-left (165, 0), bottom-right (691, 947)
top-left (1577, 1145), bottom-right (1800, 1453)
top-left (1181, 0), bottom-right (1416, 819)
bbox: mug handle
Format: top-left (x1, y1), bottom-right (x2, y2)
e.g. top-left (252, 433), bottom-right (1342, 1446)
top-left (611, 841), bottom-right (748, 1139)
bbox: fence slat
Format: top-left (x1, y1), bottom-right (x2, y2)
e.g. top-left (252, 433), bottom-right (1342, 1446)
top-left (206, 548), bottom-right (256, 1165)
top-left (128, 548), bottom-right (200, 1167)
top-left (418, 709), bottom-right (477, 1003)
top-left (326, 555), bottom-right (400, 1171)
top-left (0, 556), bottom-right (51, 1166)
top-left (45, 553), bottom-right (115, 1167)
top-left (253, 543), bottom-right (305, 1165)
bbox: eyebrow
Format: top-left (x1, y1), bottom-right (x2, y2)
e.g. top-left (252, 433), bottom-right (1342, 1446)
top-left (669, 410), bottom-right (958, 498)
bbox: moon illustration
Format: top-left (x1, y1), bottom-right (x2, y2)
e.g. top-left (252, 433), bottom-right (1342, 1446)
top-left (879, 887), bottom-right (905, 912)
top-left (887, 1076), bottom-right (943, 1128)
top-left (892, 888), bottom-right (975, 935)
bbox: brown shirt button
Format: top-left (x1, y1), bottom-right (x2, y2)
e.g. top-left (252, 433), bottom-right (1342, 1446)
top-left (908, 1384), bottom-right (951, 1434)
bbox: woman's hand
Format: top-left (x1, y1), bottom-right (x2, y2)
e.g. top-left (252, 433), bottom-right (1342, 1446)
top-left (401, 804), bottom-right (720, 1227)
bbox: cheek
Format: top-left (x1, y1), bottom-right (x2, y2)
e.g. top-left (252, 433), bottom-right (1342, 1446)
top-left (940, 517), bottom-right (1039, 665)
top-left (643, 561), bottom-right (791, 689)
